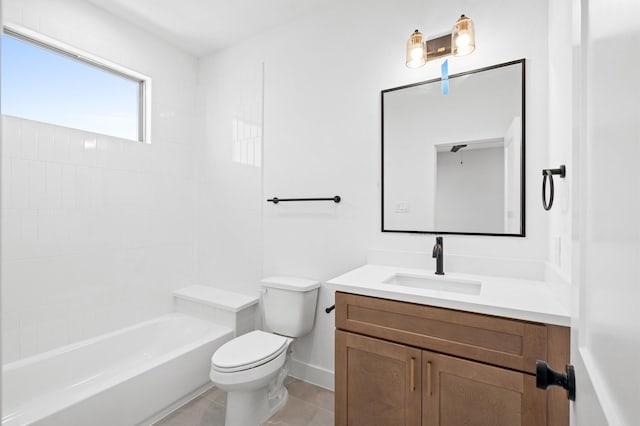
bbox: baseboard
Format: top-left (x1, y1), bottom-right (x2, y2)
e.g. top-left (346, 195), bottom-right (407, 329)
top-left (289, 358), bottom-right (334, 392)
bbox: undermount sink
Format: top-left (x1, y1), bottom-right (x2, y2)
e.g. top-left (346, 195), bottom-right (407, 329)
top-left (383, 273), bottom-right (482, 295)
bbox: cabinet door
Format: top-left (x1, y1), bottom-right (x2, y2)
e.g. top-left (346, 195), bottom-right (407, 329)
top-left (336, 330), bottom-right (422, 426)
top-left (422, 350), bottom-right (546, 426)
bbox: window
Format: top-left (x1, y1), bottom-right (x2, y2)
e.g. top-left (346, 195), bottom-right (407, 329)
top-left (1, 27), bottom-right (148, 142)
top-left (233, 117), bottom-right (262, 167)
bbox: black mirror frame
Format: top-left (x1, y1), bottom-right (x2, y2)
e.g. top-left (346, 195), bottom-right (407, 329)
top-left (381, 58), bottom-right (526, 237)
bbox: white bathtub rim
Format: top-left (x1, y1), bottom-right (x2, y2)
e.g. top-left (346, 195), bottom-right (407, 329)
top-left (3, 312), bottom-right (219, 371)
top-left (2, 313), bottom-right (232, 426)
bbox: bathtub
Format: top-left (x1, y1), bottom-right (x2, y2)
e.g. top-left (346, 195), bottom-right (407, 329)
top-left (2, 313), bottom-right (233, 426)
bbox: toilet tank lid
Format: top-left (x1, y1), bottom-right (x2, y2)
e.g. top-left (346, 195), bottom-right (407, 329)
top-left (261, 276), bottom-right (321, 292)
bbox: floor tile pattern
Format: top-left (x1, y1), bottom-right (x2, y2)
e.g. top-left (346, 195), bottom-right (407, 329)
top-left (154, 377), bottom-right (334, 426)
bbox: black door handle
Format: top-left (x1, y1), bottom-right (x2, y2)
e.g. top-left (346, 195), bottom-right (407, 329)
top-left (536, 360), bottom-right (576, 401)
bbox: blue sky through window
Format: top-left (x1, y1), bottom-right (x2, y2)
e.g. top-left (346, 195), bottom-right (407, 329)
top-left (1, 33), bottom-right (141, 141)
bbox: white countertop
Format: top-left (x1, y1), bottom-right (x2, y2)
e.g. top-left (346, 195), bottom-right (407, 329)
top-left (326, 264), bottom-right (570, 326)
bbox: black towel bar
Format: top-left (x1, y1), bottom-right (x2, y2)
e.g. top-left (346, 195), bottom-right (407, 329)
top-left (267, 196), bottom-right (341, 204)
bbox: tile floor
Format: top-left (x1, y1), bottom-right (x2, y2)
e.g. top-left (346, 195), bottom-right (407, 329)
top-left (154, 377), bottom-right (334, 426)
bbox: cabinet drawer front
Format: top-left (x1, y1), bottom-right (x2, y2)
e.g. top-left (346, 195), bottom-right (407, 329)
top-left (336, 292), bottom-right (547, 373)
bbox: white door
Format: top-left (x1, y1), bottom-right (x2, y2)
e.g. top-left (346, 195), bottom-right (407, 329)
top-left (571, 0), bottom-right (640, 424)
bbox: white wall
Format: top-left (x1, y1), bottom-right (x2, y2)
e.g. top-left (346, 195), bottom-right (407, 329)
top-left (1, 0), bottom-right (198, 362)
top-left (195, 54), bottom-right (264, 295)
top-left (198, 0), bottom-right (550, 387)
top-left (547, 0), bottom-right (574, 282)
top-left (435, 147), bottom-right (504, 233)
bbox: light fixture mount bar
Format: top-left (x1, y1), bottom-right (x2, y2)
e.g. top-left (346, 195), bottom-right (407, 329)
top-left (425, 34), bottom-right (452, 62)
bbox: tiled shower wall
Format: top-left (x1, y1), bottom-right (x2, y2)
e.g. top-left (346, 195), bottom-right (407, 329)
top-left (1, 0), bottom-right (200, 363)
top-left (1, 117), bottom-right (197, 362)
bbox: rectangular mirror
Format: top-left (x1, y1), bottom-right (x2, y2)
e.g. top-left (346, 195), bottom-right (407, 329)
top-left (382, 59), bottom-right (525, 236)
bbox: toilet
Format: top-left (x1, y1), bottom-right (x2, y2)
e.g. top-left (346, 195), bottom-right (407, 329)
top-left (210, 276), bottom-right (320, 426)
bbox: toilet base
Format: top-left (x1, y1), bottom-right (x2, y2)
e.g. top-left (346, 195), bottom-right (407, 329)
top-left (223, 385), bottom-right (288, 426)
top-left (225, 387), bottom-right (269, 426)
top-left (268, 386), bottom-right (288, 419)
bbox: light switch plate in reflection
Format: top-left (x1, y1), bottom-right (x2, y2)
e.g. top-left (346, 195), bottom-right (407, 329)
top-left (395, 202), bottom-right (410, 213)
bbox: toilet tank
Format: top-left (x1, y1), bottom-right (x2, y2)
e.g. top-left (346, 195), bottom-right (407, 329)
top-left (261, 276), bottom-right (320, 337)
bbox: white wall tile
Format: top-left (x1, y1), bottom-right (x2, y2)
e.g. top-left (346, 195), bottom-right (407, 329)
top-left (75, 166), bottom-right (103, 210)
top-left (1, 159), bottom-right (10, 208)
top-left (2, 329), bottom-right (22, 363)
top-left (60, 165), bottom-right (77, 209)
top-left (53, 127), bottom-right (71, 163)
top-left (37, 210), bottom-right (67, 256)
top-left (2, 115), bottom-right (21, 158)
top-left (27, 161), bottom-right (46, 209)
top-left (121, 140), bottom-right (151, 172)
top-left (104, 137), bottom-right (123, 169)
top-left (19, 324), bottom-right (38, 359)
top-left (1, 158), bottom-right (29, 209)
top-left (20, 122), bottom-right (38, 160)
top-left (37, 122), bottom-right (56, 162)
top-left (37, 318), bottom-right (70, 353)
top-left (81, 135), bottom-right (98, 166)
top-left (44, 163), bottom-right (63, 209)
top-left (68, 131), bottom-right (84, 164)
top-left (2, 0), bottom-right (199, 360)
top-left (96, 136), bottom-right (110, 168)
top-left (1, 210), bottom-right (21, 261)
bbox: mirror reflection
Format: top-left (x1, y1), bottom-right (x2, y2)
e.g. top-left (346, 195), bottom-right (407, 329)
top-left (382, 59), bottom-right (525, 236)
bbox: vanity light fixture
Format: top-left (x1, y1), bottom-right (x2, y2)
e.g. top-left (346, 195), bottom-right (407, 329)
top-left (405, 14), bottom-right (476, 68)
top-left (406, 30), bottom-right (427, 68)
top-left (452, 14), bottom-right (476, 56)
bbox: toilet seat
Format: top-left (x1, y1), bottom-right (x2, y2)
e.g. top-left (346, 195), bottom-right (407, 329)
top-left (212, 330), bottom-right (289, 373)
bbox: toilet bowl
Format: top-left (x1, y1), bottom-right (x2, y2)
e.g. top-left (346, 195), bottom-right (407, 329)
top-left (210, 331), bottom-right (293, 425)
top-left (209, 276), bottom-right (320, 426)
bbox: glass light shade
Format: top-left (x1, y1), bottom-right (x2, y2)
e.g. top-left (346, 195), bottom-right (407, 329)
top-left (452, 14), bottom-right (476, 57)
top-left (406, 30), bottom-right (427, 68)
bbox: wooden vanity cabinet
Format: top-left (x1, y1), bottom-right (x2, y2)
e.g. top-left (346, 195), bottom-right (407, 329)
top-left (334, 292), bottom-right (569, 426)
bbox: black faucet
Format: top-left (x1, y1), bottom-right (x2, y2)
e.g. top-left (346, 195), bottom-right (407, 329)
top-left (432, 236), bottom-right (444, 275)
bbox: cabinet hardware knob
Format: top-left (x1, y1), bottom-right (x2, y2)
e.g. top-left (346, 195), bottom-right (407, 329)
top-left (535, 360), bottom-right (576, 401)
